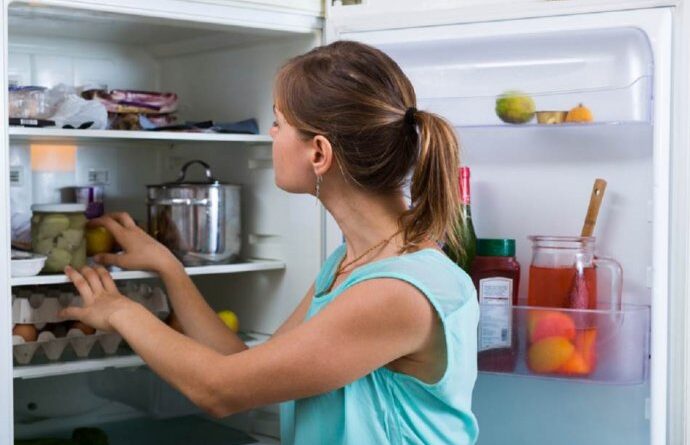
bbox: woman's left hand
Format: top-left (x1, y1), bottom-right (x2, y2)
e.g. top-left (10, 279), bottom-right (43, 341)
top-left (59, 265), bottom-right (136, 332)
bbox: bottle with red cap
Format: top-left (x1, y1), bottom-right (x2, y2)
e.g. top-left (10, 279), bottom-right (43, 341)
top-left (444, 166), bottom-right (477, 274)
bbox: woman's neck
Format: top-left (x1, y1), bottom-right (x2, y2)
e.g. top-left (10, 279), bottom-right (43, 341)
top-left (320, 184), bottom-right (408, 260)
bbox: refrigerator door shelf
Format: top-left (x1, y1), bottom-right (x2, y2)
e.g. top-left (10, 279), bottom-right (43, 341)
top-left (478, 304), bottom-right (650, 385)
top-left (418, 75), bottom-right (652, 127)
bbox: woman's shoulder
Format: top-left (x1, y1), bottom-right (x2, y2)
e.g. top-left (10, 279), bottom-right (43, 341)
top-left (347, 248), bottom-right (477, 317)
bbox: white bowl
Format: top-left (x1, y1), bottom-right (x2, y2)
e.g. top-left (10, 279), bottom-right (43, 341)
top-left (11, 250), bottom-right (47, 277)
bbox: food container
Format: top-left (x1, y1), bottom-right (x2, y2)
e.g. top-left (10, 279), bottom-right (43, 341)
top-left (147, 160), bottom-right (241, 266)
top-left (12, 283), bottom-right (169, 365)
top-left (536, 111), bottom-right (568, 124)
top-left (72, 185), bottom-right (105, 219)
top-left (11, 250), bottom-right (47, 277)
top-left (8, 86), bottom-right (52, 119)
top-left (31, 204), bottom-right (87, 273)
top-left (527, 235), bottom-right (622, 310)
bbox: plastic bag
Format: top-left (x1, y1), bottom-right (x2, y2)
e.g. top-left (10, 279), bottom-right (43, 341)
top-left (50, 94), bottom-right (108, 130)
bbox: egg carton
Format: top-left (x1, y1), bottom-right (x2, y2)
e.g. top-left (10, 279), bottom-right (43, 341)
top-left (12, 329), bottom-right (123, 365)
top-left (12, 282), bottom-right (170, 324)
top-left (12, 282), bottom-right (170, 365)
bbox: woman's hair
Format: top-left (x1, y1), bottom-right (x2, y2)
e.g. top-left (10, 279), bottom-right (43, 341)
top-left (274, 40), bottom-right (462, 253)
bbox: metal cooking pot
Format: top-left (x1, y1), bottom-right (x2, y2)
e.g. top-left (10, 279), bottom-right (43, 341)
top-left (147, 160), bottom-right (241, 266)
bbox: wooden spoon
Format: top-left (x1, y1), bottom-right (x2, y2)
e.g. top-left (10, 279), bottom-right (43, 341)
top-left (570, 178), bottom-right (607, 310)
top-left (581, 179), bottom-right (607, 237)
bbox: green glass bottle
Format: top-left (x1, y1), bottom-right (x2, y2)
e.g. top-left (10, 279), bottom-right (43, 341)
top-left (444, 166), bottom-right (477, 273)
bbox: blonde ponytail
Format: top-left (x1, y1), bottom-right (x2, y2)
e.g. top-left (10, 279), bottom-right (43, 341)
top-left (400, 111), bottom-right (461, 252)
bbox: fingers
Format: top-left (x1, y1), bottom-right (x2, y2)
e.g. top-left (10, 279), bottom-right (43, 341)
top-left (58, 306), bottom-right (86, 320)
top-left (95, 266), bottom-right (118, 293)
top-left (109, 212), bottom-right (137, 229)
top-left (89, 215), bottom-right (125, 239)
top-left (93, 253), bottom-right (125, 268)
top-left (65, 266), bottom-right (94, 303)
top-left (80, 266), bottom-right (104, 294)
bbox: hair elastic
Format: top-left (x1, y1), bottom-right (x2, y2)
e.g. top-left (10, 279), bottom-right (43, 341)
top-left (404, 107), bottom-right (417, 126)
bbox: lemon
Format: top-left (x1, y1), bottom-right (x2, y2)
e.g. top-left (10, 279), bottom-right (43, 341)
top-left (218, 310), bottom-right (239, 333)
top-left (86, 226), bottom-right (115, 256)
top-left (495, 91), bottom-right (535, 124)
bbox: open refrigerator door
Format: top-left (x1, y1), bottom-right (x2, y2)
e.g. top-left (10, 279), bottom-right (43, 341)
top-left (327, 5), bottom-right (673, 445)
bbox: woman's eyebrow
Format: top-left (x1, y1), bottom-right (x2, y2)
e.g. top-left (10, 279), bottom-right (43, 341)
top-left (272, 104), bottom-right (277, 114)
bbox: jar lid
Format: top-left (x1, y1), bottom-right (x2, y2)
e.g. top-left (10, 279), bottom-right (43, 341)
top-left (31, 203), bottom-right (87, 213)
top-left (477, 239), bottom-right (515, 257)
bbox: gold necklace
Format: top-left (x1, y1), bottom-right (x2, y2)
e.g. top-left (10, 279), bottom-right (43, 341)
top-left (335, 229), bottom-right (402, 277)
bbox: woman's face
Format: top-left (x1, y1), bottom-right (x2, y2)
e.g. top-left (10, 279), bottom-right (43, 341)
top-left (270, 106), bottom-right (315, 194)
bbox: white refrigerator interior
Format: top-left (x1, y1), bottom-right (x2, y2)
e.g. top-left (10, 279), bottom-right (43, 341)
top-left (3, 1), bottom-right (324, 443)
top-left (0, 1), bottom-right (674, 445)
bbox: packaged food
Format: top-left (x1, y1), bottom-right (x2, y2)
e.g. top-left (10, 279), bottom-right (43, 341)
top-left (8, 86), bottom-right (52, 119)
top-left (31, 204), bottom-right (87, 273)
top-left (471, 238), bottom-right (520, 372)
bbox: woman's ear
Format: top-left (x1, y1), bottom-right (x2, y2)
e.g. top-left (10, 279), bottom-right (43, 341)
top-left (310, 135), bottom-right (334, 176)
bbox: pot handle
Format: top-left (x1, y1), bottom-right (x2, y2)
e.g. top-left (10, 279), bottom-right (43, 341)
top-left (176, 160), bottom-right (216, 183)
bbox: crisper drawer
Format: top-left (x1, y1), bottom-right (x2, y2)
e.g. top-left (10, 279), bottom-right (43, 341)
top-left (477, 304), bottom-right (650, 384)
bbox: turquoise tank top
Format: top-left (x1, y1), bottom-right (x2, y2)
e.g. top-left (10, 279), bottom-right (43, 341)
top-left (280, 244), bottom-right (480, 445)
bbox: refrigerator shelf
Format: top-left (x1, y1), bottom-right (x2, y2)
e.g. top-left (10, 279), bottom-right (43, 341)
top-left (417, 72), bottom-right (651, 127)
top-left (456, 120), bottom-right (651, 131)
top-left (477, 304), bottom-right (650, 385)
top-left (8, 127), bottom-right (273, 144)
top-left (13, 332), bottom-right (269, 380)
top-left (11, 259), bottom-right (286, 287)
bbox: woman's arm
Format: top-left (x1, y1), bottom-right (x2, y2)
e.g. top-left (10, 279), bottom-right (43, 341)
top-left (62, 267), bottom-right (437, 418)
top-left (91, 213), bottom-right (246, 354)
top-left (158, 262), bottom-right (248, 354)
top-left (272, 283), bottom-right (314, 338)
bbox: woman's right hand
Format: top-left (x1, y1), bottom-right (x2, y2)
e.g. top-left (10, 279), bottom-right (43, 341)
top-left (89, 212), bottom-right (181, 274)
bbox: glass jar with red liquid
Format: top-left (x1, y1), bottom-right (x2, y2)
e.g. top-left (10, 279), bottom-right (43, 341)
top-left (525, 236), bottom-right (623, 377)
top-left (470, 239), bottom-right (520, 372)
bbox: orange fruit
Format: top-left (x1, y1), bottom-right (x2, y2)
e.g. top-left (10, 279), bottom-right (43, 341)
top-left (527, 337), bottom-right (575, 373)
top-left (527, 310), bottom-right (576, 343)
top-left (565, 103), bottom-right (593, 123)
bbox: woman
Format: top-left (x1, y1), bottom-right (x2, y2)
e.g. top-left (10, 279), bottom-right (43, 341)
top-left (60, 40), bottom-right (479, 445)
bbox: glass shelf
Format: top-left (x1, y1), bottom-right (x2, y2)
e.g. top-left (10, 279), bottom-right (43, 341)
top-left (8, 127), bottom-right (273, 144)
top-left (11, 259), bottom-right (285, 287)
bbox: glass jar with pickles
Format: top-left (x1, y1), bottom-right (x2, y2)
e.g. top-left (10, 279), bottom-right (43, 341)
top-left (31, 204), bottom-right (87, 273)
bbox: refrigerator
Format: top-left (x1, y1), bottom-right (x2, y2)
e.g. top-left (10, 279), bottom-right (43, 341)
top-left (1, 0), bottom-right (686, 444)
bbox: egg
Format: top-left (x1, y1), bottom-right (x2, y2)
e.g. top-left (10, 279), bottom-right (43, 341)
top-left (12, 324), bottom-right (38, 342)
top-left (71, 321), bottom-right (96, 335)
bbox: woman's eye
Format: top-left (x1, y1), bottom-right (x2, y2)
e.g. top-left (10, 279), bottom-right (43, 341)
top-left (272, 121), bottom-right (279, 128)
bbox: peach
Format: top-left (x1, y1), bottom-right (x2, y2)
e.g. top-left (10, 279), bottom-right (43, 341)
top-left (558, 329), bottom-right (597, 376)
top-left (527, 337), bottom-right (575, 373)
top-left (528, 310), bottom-right (576, 343)
top-left (559, 351), bottom-right (589, 375)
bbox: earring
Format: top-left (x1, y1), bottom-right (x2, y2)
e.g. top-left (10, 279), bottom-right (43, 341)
top-left (315, 175), bottom-right (323, 199)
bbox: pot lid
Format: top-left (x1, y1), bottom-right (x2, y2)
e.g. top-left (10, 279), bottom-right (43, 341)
top-left (147, 159), bottom-right (227, 188)
top-left (31, 203), bottom-right (87, 212)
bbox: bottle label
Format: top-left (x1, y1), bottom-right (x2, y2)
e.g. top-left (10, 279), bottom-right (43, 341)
top-left (478, 277), bottom-right (513, 352)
